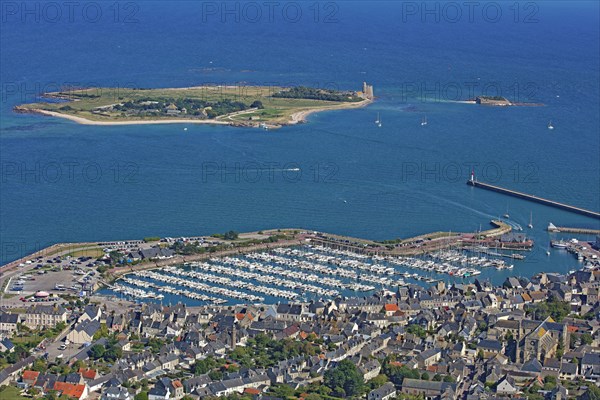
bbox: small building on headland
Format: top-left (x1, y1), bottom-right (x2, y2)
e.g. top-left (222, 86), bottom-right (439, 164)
top-left (475, 96), bottom-right (512, 106)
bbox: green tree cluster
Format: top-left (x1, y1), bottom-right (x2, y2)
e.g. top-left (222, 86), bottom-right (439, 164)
top-left (323, 359), bottom-right (365, 397)
top-left (527, 298), bottom-right (571, 322)
top-left (272, 86), bottom-right (363, 102)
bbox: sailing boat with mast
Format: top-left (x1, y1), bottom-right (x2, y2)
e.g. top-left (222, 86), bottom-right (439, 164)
top-left (421, 114), bottom-right (427, 126)
top-left (528, 212), bottom-right (533, 229)
top-left (503, 204), bottom-right (510, 219)
top-left (375, 112), bottom-right (380, 124)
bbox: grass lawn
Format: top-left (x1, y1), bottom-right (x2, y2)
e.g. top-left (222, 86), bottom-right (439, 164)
top-left (12, 333), bottom-right (45, 347)
top-left (0, 386), bottom-right (28, 400)
top-left (67, 247), bottom-right (104, 258)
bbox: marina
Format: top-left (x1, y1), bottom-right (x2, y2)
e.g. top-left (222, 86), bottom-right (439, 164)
top-left (100, 244), bottom-right (523, 305)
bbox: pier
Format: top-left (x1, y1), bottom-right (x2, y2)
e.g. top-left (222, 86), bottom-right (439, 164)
top-left (467, 173), bottom-right (600, 220)
top-left (548, 226), bottom-right (600, 235)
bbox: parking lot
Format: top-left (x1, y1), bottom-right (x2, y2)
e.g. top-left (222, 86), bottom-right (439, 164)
top-left (5, 254), bottom-right (100, 300)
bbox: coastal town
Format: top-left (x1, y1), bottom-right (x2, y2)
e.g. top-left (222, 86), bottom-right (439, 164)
top-left (1, 230), bottom-right (599, 400)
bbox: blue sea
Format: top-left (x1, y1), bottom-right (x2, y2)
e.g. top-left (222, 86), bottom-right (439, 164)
top-left (1, 1), bottom-right (599, 286)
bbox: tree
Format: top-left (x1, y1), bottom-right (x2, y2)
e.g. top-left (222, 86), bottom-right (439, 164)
top-left (32, 358), bottom-right (48, 372)
top-left (134, 392), bottom-right (149, 400)
top-left (108, 250), bottom-right (122, 264)
top-left (432, 374), bottom-right (442, 381)
top-left (270, 384), bottom-right (295, 398)
top-left (384, 364), bottom-right (420, 385)
top-left (208, 370), bottom-right (223, 381)
top-left (324, 359), bottom-right (365, 397)
top-left (89, 344), bottom-right (105, 359)
top-left (224, 231), bottom-right (239, 240)
top-left (368, 374), bottom-right (388, 389)
top-left (194, 356), bottom-right (217, 375)
top-left (304, 394), bottom-right (323, 400)
top-left (477, 350), bottom-right (485, 361)
top-left (543, 375), bottom-right (557, 391)
top-left (527, 299), bottom-right (571, 322)
top-left (580, 333), bottom-right (593, 345)
top-left (406, 324), bottom-right (427, 338)
top-left (250, 100), bottom-right (264, 109)
top-left (556, 341), bottom-right (564, 358)
top-left (104, 346), bottom-right (122, 362)
top-left (421, 372), bottom-right (429, 380)
top-left (93, 323), bottom-right (109, 340)
top-left (583, 384), bottom-right (600, 400)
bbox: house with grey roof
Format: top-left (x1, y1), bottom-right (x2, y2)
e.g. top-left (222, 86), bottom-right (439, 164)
top-left (24, 304), bottom-right (67, 329)
top-left (79, 305), bottom-right (102, 323)
top-left (101, 386), bottom-right (133, 400)
top-left (67, 320), bottom-right (101, 344)
top-left (495, 375), bottom-right (518, 395)
top-left (0, 311), bottom-right (19, 333)
top-left (400, 378), bottom-right (456, 398)
top-left (581, 352), bottom-right (600, 379)
top-left (359, 360), bottom-right (381, 381)
top-left (0, 355), bottom-right (36, 386)
top-left (0, 338), bottom-right (15, 353)
top-left (476, 339), bottom-right (504, 357)
top-left (559, 362), bottom-right (578, 380)
top-left (368, 382), bottom-right (396, 400)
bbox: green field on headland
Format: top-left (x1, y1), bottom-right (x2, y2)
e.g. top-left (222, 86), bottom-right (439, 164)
top-left (15, 85), bottom-right (372, 128)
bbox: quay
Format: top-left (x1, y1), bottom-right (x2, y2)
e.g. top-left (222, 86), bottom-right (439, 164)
top-left (467, 172), bottom-right (600, 220)
top-left (565, 241), bottom-right (600, 265)
top-left (311, 220), bottom-right (520, 257)
top-left (548, 226), bottom-right (600, 235)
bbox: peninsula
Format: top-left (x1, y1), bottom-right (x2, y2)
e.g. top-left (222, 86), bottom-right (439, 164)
top-left (14, 83), bottom-right (374, 129)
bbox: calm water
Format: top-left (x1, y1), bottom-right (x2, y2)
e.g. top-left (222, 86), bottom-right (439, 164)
top-left (1, 1), bottom-right (599, 285)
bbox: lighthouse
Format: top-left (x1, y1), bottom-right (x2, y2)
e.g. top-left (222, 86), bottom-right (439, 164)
top-left (468, 170), bottom-right (476, 186)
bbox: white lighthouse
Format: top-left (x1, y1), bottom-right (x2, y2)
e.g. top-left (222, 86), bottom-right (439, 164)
top-left (469, 170), bottom-right (476, 184)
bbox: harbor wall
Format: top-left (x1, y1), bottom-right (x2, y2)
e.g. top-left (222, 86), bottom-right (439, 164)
top-left (467, 180), bottom-right (600, 219)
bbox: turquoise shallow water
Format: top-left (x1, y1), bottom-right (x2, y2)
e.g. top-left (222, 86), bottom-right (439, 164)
top-left (1, 1), bottom-right (599, 285)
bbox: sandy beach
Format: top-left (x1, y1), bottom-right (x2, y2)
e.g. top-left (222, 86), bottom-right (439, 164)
top-left (24, 109), bottom-right (233, 126)
top-left (289, 98), bottom-right (373, 124)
